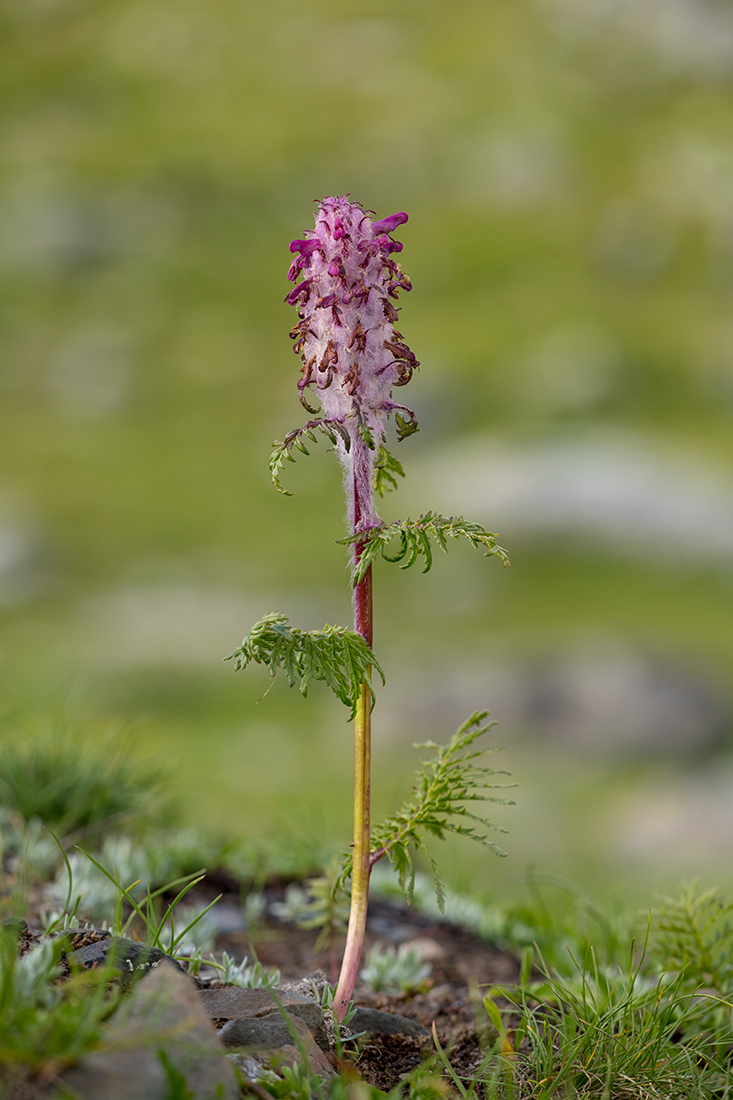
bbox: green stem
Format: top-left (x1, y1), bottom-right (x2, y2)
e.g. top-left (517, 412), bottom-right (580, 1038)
top-left (333, 674), bottom-right (371, 1020)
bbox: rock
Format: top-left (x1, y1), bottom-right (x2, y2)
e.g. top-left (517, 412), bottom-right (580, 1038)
top-left (350, 1007), bottom-right (430, 1039)
top-left (69, 933), bottom-right (187, 984)
top-left (219, 1014), bottom-right (296, 1047)
top-left (403, 937), bottom-right (446, 962)
top-left (67, 933), bottom-right (113, 969)
top-left (65, 928), bottom-right (110, 960)
top-left (416, 433), bottom-right (733, 563)
top-left (198, 986), bottom-right (276, 1017)
top-left (221, 1015), bottom-right (336, 1079)
top-left (517, 649), bottom-right (728, 756)
top-left (0, 519), bottom-right (41, 606)
top-left (198, 986), bottom-right (330, 1053)
top-left (2, 917), bottom-right (28, 937)
top-left (207, 901), bottom-right (246, 934)
top-left (383, 647), bottom-right (727, 757)
top-left (226, 1053), bottom-right (270, 1084)
top-left (280, 969), bottom-right (329, 999)
top-left (59, 959), bottom-right (238, 1099)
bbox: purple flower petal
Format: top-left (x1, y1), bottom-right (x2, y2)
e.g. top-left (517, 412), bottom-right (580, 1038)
top-left (289, 238), bottom-right (321, 257)
top-left (370, 212), bottom-right (408, 235)
top-left (285, 280), bottom-right (312, 305)
top-left (288, 259), bottom-right (307, 283)
top-left (377, 236), bottom-right (403, 254)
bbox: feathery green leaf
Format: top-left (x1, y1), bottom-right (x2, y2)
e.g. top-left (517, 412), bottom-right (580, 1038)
top-left (353, 405), bottom-right (375, 450)
top-left (394, 408), bottom-right (419, 442)
top-left (655, 882), bottom-right (733, 999)
top-left (339, 512), bottom-right (510, 585)
top-left (270, 418), bottom-right (350, 495)
top-left (337, 710), bottom-right (515, 909)
top-left (224, 612), bottom-right (384, 719)
top-left (374, 445), bottom-right (405, 497)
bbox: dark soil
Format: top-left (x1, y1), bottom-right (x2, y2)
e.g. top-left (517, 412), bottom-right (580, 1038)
top-left (203, 877), bottom-right (523, 1091)
top-left (9, 873), bottom-right (523, 1094)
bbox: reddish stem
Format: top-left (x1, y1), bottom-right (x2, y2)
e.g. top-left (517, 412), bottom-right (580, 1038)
top-left (333, 450), bottom-right (374, 1020)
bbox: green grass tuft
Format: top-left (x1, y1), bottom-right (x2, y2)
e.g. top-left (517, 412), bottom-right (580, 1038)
top-left (0, 716), bottom-right (168, 838)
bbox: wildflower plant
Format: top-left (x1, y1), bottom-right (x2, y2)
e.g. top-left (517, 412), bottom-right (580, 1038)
top-left (359, 942), bottom-right (432, 995)
top-left (0, 929), bottom-right (119, 1086)
top-left (270, 858), bottom-right (350, 982)
top-left (209, 950), bottom-right (280, 989)
top-left (226, 196), bottom-right (513, 1019)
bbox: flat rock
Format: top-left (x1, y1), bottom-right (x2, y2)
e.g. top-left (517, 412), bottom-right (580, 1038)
top-left (208, 902), bottom-right (246, 934)
top-left (199, 986), bottom-right (329, 1053)
top-left (69, 933), bottom-right (186, 983)
top-left (59, 959), bottom-right (238, 1099)
top-left (223, 1016), bottom-right (336, 1079)
top-left (219, 1014), bottom-right (297, 1048)
top-left (403, 936), bottom-right (446, 962)
top-left (199, 986), bottom-right (274, 1017)
top-left (350, 1007), bottom-right (430, 1039)
top-left (280, 969), bottom-right (328, 999)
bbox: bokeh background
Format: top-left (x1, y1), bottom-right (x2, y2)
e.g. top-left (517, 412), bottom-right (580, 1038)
top-left (3, 0), bottom-right (733, 907)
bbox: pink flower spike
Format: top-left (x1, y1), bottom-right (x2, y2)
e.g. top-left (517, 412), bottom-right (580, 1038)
top-left (285, 196), bottom-right (418, 532)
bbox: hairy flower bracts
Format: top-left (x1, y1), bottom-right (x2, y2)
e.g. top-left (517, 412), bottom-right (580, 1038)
top-left (281, 197), bottom-right (418, 533)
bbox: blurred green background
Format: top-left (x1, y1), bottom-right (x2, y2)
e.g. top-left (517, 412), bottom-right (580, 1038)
top-left (3, 0), bottom-right (733, 906)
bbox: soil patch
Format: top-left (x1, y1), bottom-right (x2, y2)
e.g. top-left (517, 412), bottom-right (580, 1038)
top-left (10, 874), bottom-right (523, 1094)
top-left (203, 879), bottom-right (522, 1091)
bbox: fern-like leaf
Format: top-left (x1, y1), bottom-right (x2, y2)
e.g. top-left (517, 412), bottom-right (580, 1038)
top-left (337, 711), bottom-right (515, 909)
top-left (394, 407), bottom-right (419, 442)
top-left (353, 404), bottom-right (375, 450)
top-left (339, 512), bottom-right (510, 585)
top-left (224, 612), bottom-right (384, 719)
top-left (374, 446), bottom-right (405, 497)
top-left (655, 881), bottom-right (733, 995)
top-left (270, 418), bottom-right (351, 495)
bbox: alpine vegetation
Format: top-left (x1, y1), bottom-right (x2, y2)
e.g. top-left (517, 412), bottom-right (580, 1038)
top-left (226, 196), bottom-right (512, 1019)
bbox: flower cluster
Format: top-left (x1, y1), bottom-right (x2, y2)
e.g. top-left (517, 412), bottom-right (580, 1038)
top-left (286, 196), bottom-right (418, 531)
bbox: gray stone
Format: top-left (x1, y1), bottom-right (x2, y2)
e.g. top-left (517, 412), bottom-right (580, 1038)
top-left (207, 902), bottom-right (246, 934)
top-left (382, 647), bottom-right (727, 757)
top-left (66, 931), bottom-right (110, 968)
top-left (0, 519), bottom-right (42, 606)
top-left (280, 969), bottom-right (328, 999)
top-left (69, 934), bottom-right (187, 987)
top-left (223, 1015), bottom-right (336, 1080)
top-left (2, 917), bottom-right (27, 937)
top-left (199, 986), bottom-right (274, 1017)
top-left (416, 433), bottom-right (733, 563)
top-left (59, 959), bottom-right (238, 1099)
top-left (198, 986), bottom-right (329, 1053)
top-left (219, 1015), bottom-right (298, 1048)
top-left (226, 1054), bottom-right (270, 1084)
top-left (350, 1007), bottom-right (430, 1039)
